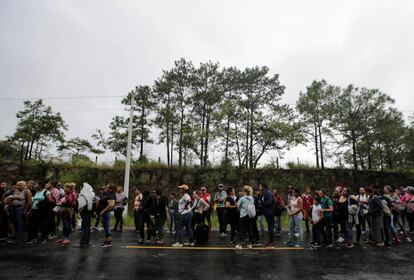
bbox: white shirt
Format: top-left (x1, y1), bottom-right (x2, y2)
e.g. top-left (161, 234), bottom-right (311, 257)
top-left (312, 204), bottom-right (323, 223)
top-left (179, 193), bottom-right (192, 215)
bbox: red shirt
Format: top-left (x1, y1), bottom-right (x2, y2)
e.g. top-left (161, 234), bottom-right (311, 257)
top-left (303, 194), bottom-right (314, 211)
top-left (202, 193), bottom-right (212, 206)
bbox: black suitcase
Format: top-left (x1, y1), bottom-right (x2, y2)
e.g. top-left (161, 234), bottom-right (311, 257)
top-left (195, 223), bottom-right (209, 245)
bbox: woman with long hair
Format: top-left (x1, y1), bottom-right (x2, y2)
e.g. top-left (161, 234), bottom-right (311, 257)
top-left (99, 184), bottom-right (116, 248)
top-left (286, 188), bottom-right (304, 247)
top-left (367, 187), bottom-right (385, 247)
top-left (225, 187), bottom-right (239, 246)
top-left (27, 181), bottom-right (51, 244)
top-left (56, 183), bottom-right (76, 246)
top-left (235, 185), bottom-right (254, 249)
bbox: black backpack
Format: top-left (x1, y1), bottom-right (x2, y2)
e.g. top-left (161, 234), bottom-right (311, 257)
top-left (255, 196), bottom-right (264, 216)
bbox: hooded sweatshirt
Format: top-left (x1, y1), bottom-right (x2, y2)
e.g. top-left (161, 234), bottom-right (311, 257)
top-left (78, 183), bottom-right (95, 211)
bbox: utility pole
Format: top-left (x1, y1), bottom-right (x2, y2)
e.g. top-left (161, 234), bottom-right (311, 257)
top-left (123, 92), bottom-right (134, 217)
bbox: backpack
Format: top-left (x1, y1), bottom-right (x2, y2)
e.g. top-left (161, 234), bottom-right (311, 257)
top-left (247, 201), bottom-right (256, 218)
top-left (38, 190), bottom-right (51, 211)
top-left (255, 196), bottom-right (264, 216)
top-left (274, 196), bottom-right (285, 215)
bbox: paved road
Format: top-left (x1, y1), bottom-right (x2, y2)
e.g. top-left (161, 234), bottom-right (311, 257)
top-left (1, 230), bottom-right (413, 280)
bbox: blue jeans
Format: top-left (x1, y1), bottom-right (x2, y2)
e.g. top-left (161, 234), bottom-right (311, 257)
top-left (62, 211), bottom-right (72, 238)
top-left (289, 212), bottom-right (303, 242)
top-left (10, 206), bottom-right (25, 239)
top-left (177, 212), bottom-right (193, 243)
top-left (102, 212), bottom-right (111, 237)
top-left (274, 215), bottom-right (282, 233)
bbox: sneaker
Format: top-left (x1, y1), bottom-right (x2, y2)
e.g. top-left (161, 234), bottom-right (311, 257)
top-left (394, 238), bottom-right (401, 245)
top-left (145, 240), bottom-right (152, 244)
top-left (275, 232), bottom-right (281, 237)
top-left (406, 237), bottom-right (413, 243)
top-left (327, 244), bottom-right (334, 248)
top-left (40, 239), bottom-right (47, 244)
top-left (294, 233), bottom-right (299, 237)
top-left (61, 239), bottom-right (71, 246)
top-left (172, 242), bottom-right (183, 247)
top-left (55, 239), bottom-right (64, 244)
top-left (265, 242), bottom-right (274, 247)
top-left (138, 239), bottom-right (144, 245)
top-left (247, 244), bottom-right (252, 249)
top-left (26, 239), bottom-right (36, 245)
top-left (253, 242), bottom-right (262, 247)
top-left (337, 237), bottom-right (345, 243)
top-left (311, 243), bottom-right (322, 248)
top-left (183, 242), bottom-right (194, 246)
top-left (235, 244), bottom-right (243, 249)
top-left (346, 243), bottom-right (354, 248)
top-left (6, 239), bottom-right (16, 244)
top-left (101, 241), bottom-right (112, 248)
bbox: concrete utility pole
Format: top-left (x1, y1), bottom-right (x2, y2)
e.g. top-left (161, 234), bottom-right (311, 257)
top-left (123, 93), bottom-right (134, 217)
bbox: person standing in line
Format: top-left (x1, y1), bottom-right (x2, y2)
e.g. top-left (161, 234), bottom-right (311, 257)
top-left (214, 184), bottom-right (227, 237)
top-left (27, 182), bottom-right (51, 245)
top-left (133, 188), bottom-right (143, 233)
top-left (74, 183), bottom-right (95, 248)
top-left (225, 187), bottom-right (239, 246)
top-left (286, 188), bottom-right (304, 247)
top-left (235, 185), bottom-right (255, 249)
top-left (113, 186), bottom-right (127, 233)
top-left (172, 184), bottom-right (194, 247)
top-left (92, 186), bottom-right (105, 231)
top-left (56, 183), bottom-right (76, 246)
top-left (200, 187), bottom-right (212, 230)
top-left (167, 192), bottom-right (178, 235)
top-left (191, 190), bottom-right (210, 232)
top-left (319, 189), bottom-right (334, 247)
top-left (357, 187), bottom-right (369, 236)
top-left (259, 184), bottom-right (275, 247)
top-left (367, 187), bottom-right (385, 247)
top-left (99, 184), bottom-right (116, 248)
top-left (153, 189), bottom-right (168, 245)
top-left (8, 181), bottom-right (32, 242)
top-left (310, 196), bottom-right (323, 248)
top-left (139, 191), bottom-right (155, 244)
top-left (302, 187), bottom-right (314, 234)
top-left (46, 181), bottom-right (61, 240)
top-left (273, 189), bottom-right (285, 237)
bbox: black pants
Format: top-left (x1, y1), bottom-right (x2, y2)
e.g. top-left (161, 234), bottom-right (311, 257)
top-left (134, 210), bottom-right (141, 231)
top-left (321, 216), bottom-right (333, 245)
top-left (239, 216), bottom-right (253, 244)
top-left (217, 208), bottom-right (227, 234)
top-left (191, 212), bottom-right (204, 232)
top-left (226, 212), bottom-right (239, 242)
top-left (94, 212), bottom-right (101, 228)
top-left (71, 209), bottom-right (77, 229)
top-left (80, 210), bottom-right (92, 245)
top-left (46, 210), bottom-right (56, 236)
top-left (264, 213), bottom-right (274, 243)
top-left (139, 213), bottom-right (154, 240)
top-left (251, 216), bottom-right (259, 243)
top-left (312, 222), bottom-right (322, 244)
top-left (28, 209), bottom-right (47, 241)
top-left (114, 208), bottom-right (124, 231)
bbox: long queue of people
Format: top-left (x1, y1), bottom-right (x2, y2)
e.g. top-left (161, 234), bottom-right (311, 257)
top-left (1, 180), bottom-right (414, 249)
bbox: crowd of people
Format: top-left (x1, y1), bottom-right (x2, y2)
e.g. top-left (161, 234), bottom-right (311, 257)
top-left (1, 179), bottom-right (414, 249)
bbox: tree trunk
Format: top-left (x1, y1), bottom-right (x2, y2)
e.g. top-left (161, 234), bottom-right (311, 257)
top-left (204, 114), bottom-right (210, 168)
top-left (166, 121), bottom-right (170, 167)
top-left (314, 124), bottom-right (320, 168)
top-left (139, 107), bottom-right (145, 161)
top-left (235, 122), bottom-right (242, 167)
top-left (367, 147), bottom-right (372, 170)
top-left (24, 141), bottom-right (30, 160)
top-left (171, 123), bottom-right (174, 166)
top-left (254, 144), bottom-right (267, 168)
top-left (318, 125), bottom-right (324, 170)
top-left (200, 103), bottom-right (206, 167)
top-left (249, 109), bottom-right (254, 169)
top-left (224, 115), bottom-right (230, 162)
top-left (20, 142), bottom-right (25, 175)
top-left (28, 138), bottom-right (35, 160)
top-left (179, 108), bottom-right (184, 167)
top-left (351, 132), bottom-right (358, 170)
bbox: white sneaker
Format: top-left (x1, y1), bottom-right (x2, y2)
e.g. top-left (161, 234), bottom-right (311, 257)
top-left (294, 233), bottom-right (299, 237)
top-left (247, 244), bottom-right (252, 249)
top-left (188, 242), bottom-right (195, 247)
top-left (235, 244), bottom-right (243, 249)
top-left (172, 242), bottom-right (183, 247)
top-left (406, 237), bottom-right (413, 243)
top-left (337, 237), bottom-right (344, 243)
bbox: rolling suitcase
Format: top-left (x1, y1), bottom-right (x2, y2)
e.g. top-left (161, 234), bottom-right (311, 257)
top-left (195, 223), bottom-right (209, 245)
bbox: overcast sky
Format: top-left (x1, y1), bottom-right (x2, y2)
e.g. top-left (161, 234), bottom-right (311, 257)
top-left (1, 0), bottom-right (414, 166)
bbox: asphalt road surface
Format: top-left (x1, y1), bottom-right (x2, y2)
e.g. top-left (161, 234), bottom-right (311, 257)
top-left (1, 230), bottom-right (413, 280)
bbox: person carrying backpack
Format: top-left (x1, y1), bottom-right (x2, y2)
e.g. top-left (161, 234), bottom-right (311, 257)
top-left (74, 183), bottom-right (95, 248)
top-left (235, 185), bottom-right (255, 249)
top-left (273, 189), bottom-right (285, 237)
top-left (259, 184), bottom-right (275, 246)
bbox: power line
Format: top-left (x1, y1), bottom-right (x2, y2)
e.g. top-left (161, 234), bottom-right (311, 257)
top-left (0, 95), bottom-right (125, 101)
top-left (0, 107), bottom-right (125, 116)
